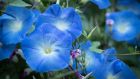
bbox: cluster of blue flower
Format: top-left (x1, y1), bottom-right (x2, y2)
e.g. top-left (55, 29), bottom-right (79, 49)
top-left (0, 0), bottom-right (139, 79)
top-left (0, 4), bottom-right (82, 71)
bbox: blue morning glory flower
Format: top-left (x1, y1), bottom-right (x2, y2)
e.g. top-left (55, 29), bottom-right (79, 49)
top-left (92, 48), bottom-right (137, 79)
top-left (36, 4), bottom-right (82, 41)
top-left (21, 23), bottom-right (72, 72)
top-left (78, 46), bottom-right (137, 79)
top-left (0, 6), bottom-right (34, 45)
top-left (90, 0), bottom-right (111, 9)
top-left (105, 11), bottom-right (140, 41)
top-left (83, 48), bottom-right (116, 78)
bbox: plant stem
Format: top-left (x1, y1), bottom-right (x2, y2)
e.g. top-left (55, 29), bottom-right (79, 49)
top-left (56, 0), bottom-right (60, 4)
top-left (68, 65), bottom-right (82, 79)
top-left (66, 0), bottom-right (69, 7)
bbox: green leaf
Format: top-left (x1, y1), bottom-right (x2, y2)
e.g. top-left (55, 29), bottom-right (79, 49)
top-left (9, 0), bottom-right (31, 7)
top-left (90, 41), bottom-right (103, 53)
top-left (83, 30), bottom-right (88, 37)
top-left (87, 26), bottom-right (97, 39)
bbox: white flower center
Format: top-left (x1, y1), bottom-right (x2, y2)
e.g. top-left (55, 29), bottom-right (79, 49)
top-left (54, 20), bottom-right (69, 31)
top-left (116, 22), bottom-right (131, 34)
top-left (44, 47), bottom-right (52, 54)
top-left (107, 73), bottom-right (118, 79)
top-left (10, 20), bottom-right (22, 32)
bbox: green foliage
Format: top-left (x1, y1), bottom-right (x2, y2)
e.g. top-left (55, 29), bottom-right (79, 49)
top-left (90, 41), bottom-right (103, 53)
top-left (8, 0), bottom-right (31, 7)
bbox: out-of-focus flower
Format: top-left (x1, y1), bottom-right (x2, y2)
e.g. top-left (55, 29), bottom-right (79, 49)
top-left (21, 23), bottom-right (72, 72)
top-left (90, 0), bottom-right (111, 9)
top-left (117, 0), bottom-right (140, 17)
top-left (105, 11), bottom-right (140, 41)
top-left (36, 4), bottom-right (82, 41)
top-left (72, 42), bottom-right (137, 79)
top-left (84, 48), bottom-right (137, 79)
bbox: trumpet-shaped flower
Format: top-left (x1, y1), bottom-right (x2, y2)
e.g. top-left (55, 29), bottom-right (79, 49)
top-left (84, 48), bottom-right (137, 79)
top-left (105, 59), bottom-right (138, 79)
top-left (36, 4), bottom-right (82, 41)
top-left (73, 42), bottom-right (137, 79)
top-left (90, 0), bottom-right (111, 9)
top-left (105, 11), bottom-right (140, 41)
top-left (21, 24), bottom-right (72, 72)
top-left (0, 6), bottom-right (34, 45)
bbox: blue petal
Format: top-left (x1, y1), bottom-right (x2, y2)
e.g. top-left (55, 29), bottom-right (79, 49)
top-left (129, 3), bottom-right (140, 17)
top-left (85, 51), bottom-right (104, 73)
top-left (0, 44), bottom-right (15, 61)
top-left (1, 6), bottom-right (34, 44)
top-left (32, 9), bottom-right (41, 23)
top-left (21, 24), bottom-right (72, 72)
top-left (90, 0), bottom-right (111, 9)
top-left (0, 14), bottom-right (15, 20)
top-left (103, 47), bottom-right (117, 62)
top-left (5, 6), bottom-right (32, 20)
top-left (80, 40), bottom-right (92, 51)
top-left (107, 60), bottom-right (138, 79)
top-left (45, 4), bottom-right (62, 17)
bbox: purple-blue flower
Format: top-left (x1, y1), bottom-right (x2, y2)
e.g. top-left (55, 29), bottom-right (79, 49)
top-left (36, 4), bottom-right (82, 41)
top-left (21, 23), bottom-right (72, 72)
top-left (0, 6), bottom-right (34, 45)
top-left (90, 0), bottom-right (111, 9)
top-left (105, 11), bottom-right (140, 41)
